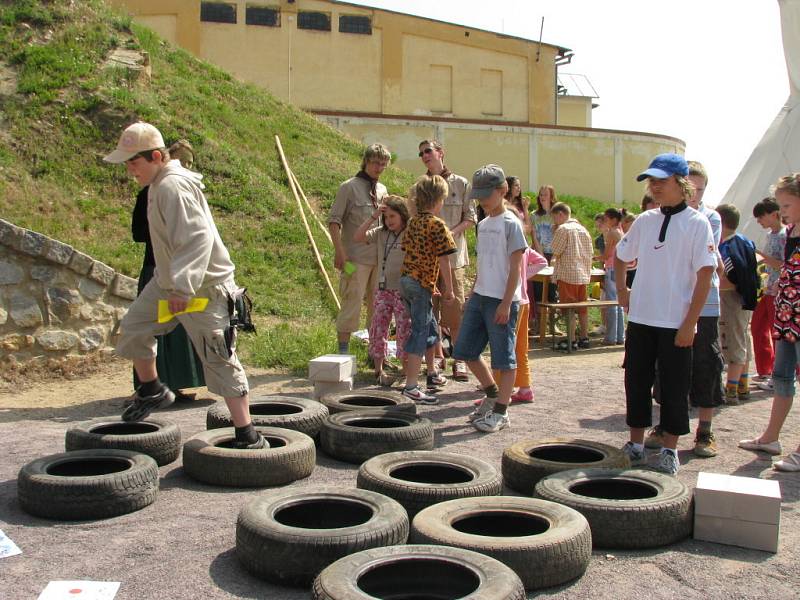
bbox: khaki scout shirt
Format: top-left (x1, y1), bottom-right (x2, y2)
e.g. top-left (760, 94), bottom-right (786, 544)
top-left (328, 176), bottom-right (388, 266)
top-left (438, 172), bottom-right (475, 269)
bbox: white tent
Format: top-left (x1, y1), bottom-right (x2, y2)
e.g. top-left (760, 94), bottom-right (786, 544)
top-left (725, 0), bottom-right (800, 244)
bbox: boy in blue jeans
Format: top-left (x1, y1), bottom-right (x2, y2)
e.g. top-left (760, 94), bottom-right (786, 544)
top-left (454, 165), bottom-right (527, 433)
top-left (400, 175), bottom-right (457, 404)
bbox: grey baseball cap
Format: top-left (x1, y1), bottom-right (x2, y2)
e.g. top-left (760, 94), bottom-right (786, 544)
top-left (469, 164), bottom-right (506, 199)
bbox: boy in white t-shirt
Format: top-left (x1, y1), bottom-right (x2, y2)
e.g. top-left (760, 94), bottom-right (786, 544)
top-left (453, 165), bottom-right (527, 433)
top-left (614, 153), bottom-right (717, 475)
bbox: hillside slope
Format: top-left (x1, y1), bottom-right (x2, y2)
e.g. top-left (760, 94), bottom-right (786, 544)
top-left (0, 0), bottom-right (416, 369)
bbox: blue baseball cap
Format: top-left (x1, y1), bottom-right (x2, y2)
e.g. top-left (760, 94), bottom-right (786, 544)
top-left (636, 153), bottom-right (689, 181)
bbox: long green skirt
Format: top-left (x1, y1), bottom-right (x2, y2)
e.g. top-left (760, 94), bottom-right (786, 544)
top-left (133, 266), bottom-right (206, 391)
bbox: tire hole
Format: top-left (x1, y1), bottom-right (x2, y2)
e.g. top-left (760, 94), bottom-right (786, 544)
top-left (389, 464), bottom-right (473, 484)
top-left (452, 511), bottom-right (550, 537)
top-left (357, 558), bottom-right (480, 599)
top-left (89, 423), bottom-right (160, 435)
top-left (570, 479), bottom-right (659, 500)
top-left (345, 418), bottom-right (410, 429)
top-left (46, 458), bottom-right (131, 477)
top-left (215, 437), bottom-right (286, 449)
top-left (250, 404), bottom-right (302, 416)
top-left (275, 499), bottom-right (374, 528)
top-left (528, 444), bottom-right (604, 463)
top-left (341, 396), bottom-right (396, 408)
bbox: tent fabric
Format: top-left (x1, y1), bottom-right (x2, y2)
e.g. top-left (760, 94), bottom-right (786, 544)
top-left (724, 0), bottom-right (800, 245)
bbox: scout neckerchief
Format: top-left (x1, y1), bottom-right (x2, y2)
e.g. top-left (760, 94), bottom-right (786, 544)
top-left (355, 170), bottom-right (379, 208)
top-left (658, 201), bottom-right (687, 243)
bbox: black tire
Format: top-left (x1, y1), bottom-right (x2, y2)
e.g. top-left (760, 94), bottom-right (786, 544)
top-left (312, 544), bottom-right (525, 600)
top-left (534, 468), bottom-right (693, 549)
top-left (410, 497), bottom-right (591, 590)
top-left (321, 410), bottom-right (434, 464)
top-left (357, 450), bottom-right (502, 518)
top-left (65, 417), bottom-right (181, 466)
top-left (206, 396), bottom-right (329, 438)
top-left (502, 438), bottom-right (630, 494)
top-left (182, 427), bottom-right (315, 487)
top-left (320, 391), bottom-right (416, 415)
top-left (17, 449), bottom-right (159, 520)
top-left (236, 486), bottom-right (409, 585)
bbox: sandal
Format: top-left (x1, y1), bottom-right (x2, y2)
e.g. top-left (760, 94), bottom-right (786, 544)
top-left (377, 371), bottom-right (396, 387)
top-left (774, 451), bottom-right (800, 472)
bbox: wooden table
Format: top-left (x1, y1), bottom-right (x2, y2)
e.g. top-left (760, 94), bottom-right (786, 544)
top-left (530, 266), bottom-right (606, 344)
top-left (538, 300), bottom-right (620, 353)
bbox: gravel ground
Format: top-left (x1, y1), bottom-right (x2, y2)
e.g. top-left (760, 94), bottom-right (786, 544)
top-left (1, 344), bottom-right (798, 599)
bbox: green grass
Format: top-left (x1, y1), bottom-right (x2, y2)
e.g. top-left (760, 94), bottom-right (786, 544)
top-left (0, 1), bottom-right (615, 373)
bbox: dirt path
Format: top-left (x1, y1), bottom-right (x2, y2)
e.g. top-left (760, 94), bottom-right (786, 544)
top-left (1, 344), bottom-right (798, 599)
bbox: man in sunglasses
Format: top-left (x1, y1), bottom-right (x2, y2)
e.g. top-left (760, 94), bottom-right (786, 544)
top-left (418, 140), bottom-right (476, 382)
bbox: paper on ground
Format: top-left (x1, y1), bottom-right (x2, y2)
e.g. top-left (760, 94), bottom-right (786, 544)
top-left (38, 581), bottom-right (120, 600)
top-left (0, 529), bottom-right (21, 558)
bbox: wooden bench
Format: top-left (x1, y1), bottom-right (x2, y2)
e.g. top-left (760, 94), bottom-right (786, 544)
top-left (538, 300), bottom-right (620, 353)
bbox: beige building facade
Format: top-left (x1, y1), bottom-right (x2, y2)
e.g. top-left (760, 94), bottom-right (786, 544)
top-left (114, 0), bottom-right (684, 203)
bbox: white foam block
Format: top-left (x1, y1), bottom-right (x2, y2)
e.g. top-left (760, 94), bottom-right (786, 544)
top-left (313, 378), bottom-right (353, 400)
top-left (308, 354), bottom-right (356, 382)
top-left (0, 529), bottom-right (21, 558)
top-left (694, 514), bottom-right (779, 553)
top-left (695, 472), bottom-right (781, 524)
top-left (38, 581), bottom-right (120, 600)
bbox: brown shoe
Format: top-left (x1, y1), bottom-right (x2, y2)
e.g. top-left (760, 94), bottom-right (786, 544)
top-left (693, 430), bottom-right (718, 458)
top-left (452, 360), bottom-right (469, 382)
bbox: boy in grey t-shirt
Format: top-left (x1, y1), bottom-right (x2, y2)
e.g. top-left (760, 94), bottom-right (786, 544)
top-left (453, 165), bottom-right (527, 433)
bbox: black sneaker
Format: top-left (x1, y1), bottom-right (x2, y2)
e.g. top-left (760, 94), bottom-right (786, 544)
top-left (231, 434), bottom-right (270, 450)
top-left (577, 338), bottom-right (590, 349)
top-left (121, 385), bottom-right (175, 422)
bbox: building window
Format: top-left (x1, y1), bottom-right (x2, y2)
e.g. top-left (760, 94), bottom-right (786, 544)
top-left (297, 11), bottom-right (331, 31)
top-left (246, 5), bottom-right (279, 27)
top-left (200, 2), bottom-right (236, 24)
top-left (339, 15), bottom-right (371, 35)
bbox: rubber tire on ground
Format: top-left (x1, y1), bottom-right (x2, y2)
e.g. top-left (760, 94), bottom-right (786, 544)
top-left (236, 486), bottom-right (409, 585)
top-left (205, 396), bottom-right (329, 438)
top-left (312, 544), bottom-right (525, 600)
top-left (410, 496), bottom-right (591, 590)
top-left (502, 438), bottom-right (630, 494)
top-left (65, 417), bottom-right (181, 466)
top-left (320, 390), bottom-right (416, 415)
top-left (534, 467), bottom-right (693, 549)
top-left (357, 450), bottom-right (502, 518)
top-left (321, 410), bottom-right (434, 464)
top-left (182, 427), bottom-right (315, 487)
top-left (17, 449), bottom-right (159, 520)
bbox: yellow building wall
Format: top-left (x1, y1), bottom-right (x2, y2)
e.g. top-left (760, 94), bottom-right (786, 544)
top-left (443, 129), bottom-right (530, 189)
top-left (399, 34), bottom-right (528, 121)
top-left (622, 139), bottom-right (683, 203)
top-left (334, 122), bottom-right (437, 177)
top-left (556, 96), bottom-right (593, 128)
top-left (537, 133), bottom-right (615, 201)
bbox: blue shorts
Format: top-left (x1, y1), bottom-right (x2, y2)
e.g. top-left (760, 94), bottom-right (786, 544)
top-left (399, 275), bottom-right (439, 356)
top-left (453, 293), bottom-right (519, 370)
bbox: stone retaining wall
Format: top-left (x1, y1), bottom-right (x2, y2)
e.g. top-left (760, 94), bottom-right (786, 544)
top-left (0, 219), bottom-right (136, 367)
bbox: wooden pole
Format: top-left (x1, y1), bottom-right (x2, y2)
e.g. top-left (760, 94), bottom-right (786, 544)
top-left (289, 168), bottom-right (332, 244)
top-left (274, 135), bottom-right (340, 311)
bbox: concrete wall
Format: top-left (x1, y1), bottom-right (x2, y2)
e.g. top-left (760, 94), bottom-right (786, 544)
top-left (317, 114), bottom-right (684, 204)
top-left (0, 220), bottom-right (136, 368)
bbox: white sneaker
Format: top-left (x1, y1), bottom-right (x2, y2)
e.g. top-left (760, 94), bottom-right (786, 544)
top-left (402, 386), bottom-right (438, 405)
top-left (467, 399), bottom-right (495, 422)
top-left (472, 411), bottom-right (510, 433)
top-left (755, 379), bottom-right (774, 392)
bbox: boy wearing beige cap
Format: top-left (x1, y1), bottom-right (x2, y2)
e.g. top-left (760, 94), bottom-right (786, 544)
top-left (105, 122), bottom-right (265, 449)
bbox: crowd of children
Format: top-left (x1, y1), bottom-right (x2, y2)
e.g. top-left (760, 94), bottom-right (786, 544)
top-left (335, 143), bottom-right (800, 472)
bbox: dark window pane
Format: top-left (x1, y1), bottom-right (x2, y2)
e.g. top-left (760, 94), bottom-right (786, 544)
top-left (297, 11), bottom-right (331, 31)
top-left (200, 2), bottom-right (236, 24)
top-left (246, 6), bottom-right (279, 27)
top-left (339, 15), bottom-right (371, 35)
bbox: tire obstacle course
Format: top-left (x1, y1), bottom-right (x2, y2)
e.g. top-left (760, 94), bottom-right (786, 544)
top-left (15, 360), bottom-right (698, 596)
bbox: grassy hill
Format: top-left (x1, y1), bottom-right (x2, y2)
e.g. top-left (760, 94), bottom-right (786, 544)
top-left (0, 0), bottom-right (633, 373)
top-left (0, 0), bottom-right (418, 370)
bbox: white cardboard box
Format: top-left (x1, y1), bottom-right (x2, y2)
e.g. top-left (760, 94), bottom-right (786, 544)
top-left (693, 472), bottom-right (781, 553)
top-left (313, 378), bottom-right (353, 400)
top-left (308, 354), bottom-right (356, 383)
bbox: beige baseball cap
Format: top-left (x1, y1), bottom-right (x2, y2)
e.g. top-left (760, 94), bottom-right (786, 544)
top-left (103, 122), bottom-right (165, 163)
